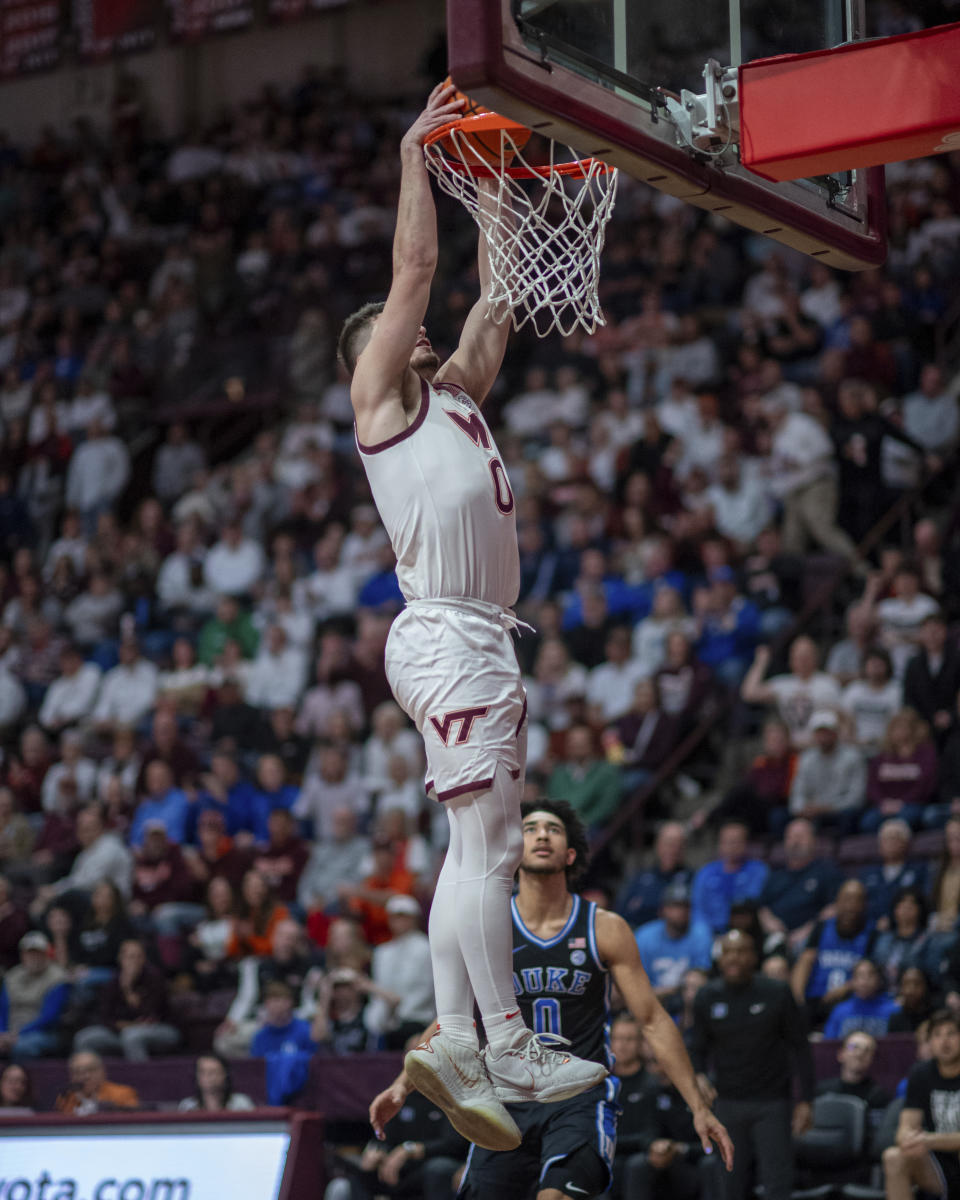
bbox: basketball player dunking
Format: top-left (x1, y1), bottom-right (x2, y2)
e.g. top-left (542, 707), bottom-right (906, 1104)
top-left (338, 83), bottom-right (607, 1152)
top-left (369, 800), bottom-right (734, 1200)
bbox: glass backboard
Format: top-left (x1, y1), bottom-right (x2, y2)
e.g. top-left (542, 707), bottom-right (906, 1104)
top-left (447, 0), bottom-right (887, 268)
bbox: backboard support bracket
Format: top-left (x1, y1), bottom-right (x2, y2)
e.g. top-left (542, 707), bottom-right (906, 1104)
top-left (660, 60), bottom-right (739, 159)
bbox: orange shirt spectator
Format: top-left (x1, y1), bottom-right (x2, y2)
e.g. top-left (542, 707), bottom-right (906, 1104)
top-left (226, 868), bottom-right (290, 959)
top-left (55, 1050), bottom-right (139, 1113)
top-left (342, 838), bottom-right (416, 945)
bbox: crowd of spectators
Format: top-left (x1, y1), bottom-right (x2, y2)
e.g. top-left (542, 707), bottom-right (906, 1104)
top-left (0, 52), bottom-right (959, 1197)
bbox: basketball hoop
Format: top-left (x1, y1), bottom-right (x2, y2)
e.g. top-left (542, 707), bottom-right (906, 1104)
top-left (424, 113), bottom-right (618, 338)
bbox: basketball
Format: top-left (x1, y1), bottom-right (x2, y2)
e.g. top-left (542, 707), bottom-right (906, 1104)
top-left (440, 75), bottom-right (532, 166)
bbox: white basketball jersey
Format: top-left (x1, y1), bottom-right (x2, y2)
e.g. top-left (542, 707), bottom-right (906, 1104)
top-left (357, 377), bottom-right (520, 607)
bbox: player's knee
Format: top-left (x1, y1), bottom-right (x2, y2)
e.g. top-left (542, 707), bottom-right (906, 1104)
top-left (881, 1145), bottom-right (905, 1173)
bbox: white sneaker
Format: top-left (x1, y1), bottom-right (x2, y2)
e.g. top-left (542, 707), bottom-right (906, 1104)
top-left (484, 1031), bottom-right (609, 1104)
top-left (404, 1032), bottom-right (522, 1151)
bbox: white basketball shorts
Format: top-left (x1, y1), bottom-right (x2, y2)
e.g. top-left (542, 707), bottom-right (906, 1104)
top-left (385, 599), bottom-right (528, 801)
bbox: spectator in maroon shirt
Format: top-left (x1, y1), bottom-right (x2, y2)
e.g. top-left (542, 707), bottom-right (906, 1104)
top-left (5, 725), bottom-right (51, 815)
top-left (130, 825), bottom-right (203, 945)
top-left (73, 939), bottom-right (180, 1060)
top-left (344, 611), bottom-right (393, 717)
top-left (702, 718), bottom-right (797, 836)
top-left (207, 678), bottom-right (260, 749)
top-left (252, 808), bottom-right (309, 905)
top-left (0, 874), bottom-right (30, 970)
top-left (138, 707), bottom-right (202, 789)
top-left (654, 630), bottom-right (715, 736)
top-left (182, 808), bottom-right (252, 893)
top-left (862, 708), bottom-right (938, 833)
top-left (25, 782), bottom-right (80, 886)
top-left (612, 677), bottom-right (680, 792)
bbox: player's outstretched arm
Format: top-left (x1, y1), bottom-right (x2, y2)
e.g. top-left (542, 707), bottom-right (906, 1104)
top-left (597, 909), bottom-right (735, 1172)
top-left (368, 1018), bottom-right (436, 1139)
top-left (352, 82), bottom-right (464, 436)
top-left (436, 180), bottom-right (512, 407)
top-left (370, 1070), bottom-right (414, 1140)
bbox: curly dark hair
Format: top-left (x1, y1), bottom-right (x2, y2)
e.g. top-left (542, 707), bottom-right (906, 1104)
top-left (519, 797), bottom-right (590, 891)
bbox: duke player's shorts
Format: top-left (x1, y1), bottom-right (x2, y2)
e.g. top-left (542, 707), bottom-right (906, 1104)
top-left (458, 1082), bottom-right (620, 1199)
top-left (385, 598), bottom-right (527, 801)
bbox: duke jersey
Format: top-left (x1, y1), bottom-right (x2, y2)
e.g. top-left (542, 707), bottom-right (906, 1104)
top-left (510, 893), bottom-right (614, 1072)
top-left (357, 376), bottom-right (520, 608)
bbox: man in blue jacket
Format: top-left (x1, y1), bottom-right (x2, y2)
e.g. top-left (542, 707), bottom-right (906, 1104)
top-left (692, 821), bottom-right (769, 934)
top-left (0, 931), bottom-right (71, 1059)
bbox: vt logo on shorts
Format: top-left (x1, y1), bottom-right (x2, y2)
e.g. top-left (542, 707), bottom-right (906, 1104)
top-left (430, 706), bottom-right (490, 746)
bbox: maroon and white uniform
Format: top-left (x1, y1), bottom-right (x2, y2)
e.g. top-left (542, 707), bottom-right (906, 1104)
top-left (357, 377), bottom-right (527, 800)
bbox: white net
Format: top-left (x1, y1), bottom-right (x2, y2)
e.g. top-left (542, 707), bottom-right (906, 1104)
top-left (424, 124), bottom-right (619, 338)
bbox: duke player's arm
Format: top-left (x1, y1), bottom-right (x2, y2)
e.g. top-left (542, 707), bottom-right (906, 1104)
top-left (351, 82), bottom-right (463, 443)
top-left (596, 908), bottom-right (735, 1172)
top-left (368, 1019), bottom-right (437, 1139)
top-left (790, 945), bottom-right (818, 1005)
top-left (435, 182), bottom-right (512, 407)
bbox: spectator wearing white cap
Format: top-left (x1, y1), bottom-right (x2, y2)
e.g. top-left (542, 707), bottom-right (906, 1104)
top-left (0, 932), bottom-right (70, 1060)
top-left (363, 894), bottom-right (434, 1051)
top-left (787, 710), bottom-right (866, 836)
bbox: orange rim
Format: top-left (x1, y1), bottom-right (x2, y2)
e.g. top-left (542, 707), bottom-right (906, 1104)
top-left (424, 114), bottom-right (614, 180)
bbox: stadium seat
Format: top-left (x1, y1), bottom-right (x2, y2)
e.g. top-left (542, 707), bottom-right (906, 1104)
top-left (794, 1093), bottom-right (868, 1174)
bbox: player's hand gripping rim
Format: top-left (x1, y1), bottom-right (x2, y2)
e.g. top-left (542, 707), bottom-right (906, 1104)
top-left (401, 81), bottom-right (465, 152)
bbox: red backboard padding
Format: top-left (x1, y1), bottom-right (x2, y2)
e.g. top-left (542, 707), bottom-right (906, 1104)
top-left (740, 21), bottom-right (960, 181)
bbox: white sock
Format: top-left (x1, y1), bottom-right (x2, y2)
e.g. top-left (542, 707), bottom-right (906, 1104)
top-left (446, 762), bottom-right (529, 1054)
top-left (428, 805), bottom-right (478, 1049)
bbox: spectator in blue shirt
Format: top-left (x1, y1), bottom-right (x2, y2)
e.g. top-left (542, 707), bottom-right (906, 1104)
top-left (615, 820), bottom-right (692, 929)
top-left (822, 959), bottom-right (899, 1040)
top-left (250, 981), bottom-right (316, 1058)
top-left (634, 880), bottom-right (713, 1002)
top-left (192, 747), bottom-right (259, 839)
top-left (250, 980), bottom-right (317, 1105)
top-left (791, 879), bottom-right (877, 1025)
top-left (0, 932), bottom-right (70, 1060)
top-left (692, 821), bottom-right (769, 934)
top-left (129, 761), bottom-right (189, 847)
top-left (247, 755), bottom-right (300, 844)
top-left (758, 818), bottom-right (841, 948)
top-left (693, 567), bottom-right (761, 688)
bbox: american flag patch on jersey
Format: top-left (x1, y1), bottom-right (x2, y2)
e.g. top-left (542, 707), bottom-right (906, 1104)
top-left (567, 937), bottom-right (586, 949)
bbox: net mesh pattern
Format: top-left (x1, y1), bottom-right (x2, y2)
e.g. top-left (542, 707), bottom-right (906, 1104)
top-left (424, 127), bottom-right (619, 338)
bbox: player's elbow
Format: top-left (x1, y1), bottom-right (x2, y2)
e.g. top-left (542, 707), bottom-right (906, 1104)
top-left (394, 247), bottom-right (437, 278)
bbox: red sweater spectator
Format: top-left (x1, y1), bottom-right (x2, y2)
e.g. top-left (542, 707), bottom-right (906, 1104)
top-left (252, 810), bottom-right (309, 904)
top-left (865, 709), bottom-right (938, 828)
top-left (131, 827), bottom-right (197, 912)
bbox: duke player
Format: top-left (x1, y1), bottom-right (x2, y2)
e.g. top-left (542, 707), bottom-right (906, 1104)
top-left (370, 800), bottom-right (734, 1200)
top-left (337, 83), bottom-right (606, 1152)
